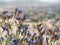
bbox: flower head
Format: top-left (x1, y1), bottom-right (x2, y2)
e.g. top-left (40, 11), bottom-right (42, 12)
top-left (13, 39), bottom-right (18, 44)
top-left (58, 44), bottom-right (60, 45)
top-left (37, 35), bottom-right (43, 41)
top-left (3, 10), bottom-right (8, 14)
top-left (54, 34), bottom-right (59, 38)
top-left (16, 8), bottom-right (23, 13)
top-left (31, 38), bottom-right (34, 42)
top-left (25, 24), bottom-right (29, 30)
top-left (27, 31), bottom-right (31, 37)
top-left (18, 9), bottom-right (23, 13)
top-left (23, 14), bottom-right (27, 19)
top-left (48, 28), bottom-right (53, 33)
top-left (2, 25), bottom-right (7, 30)
top-left (28, 39), bottom-right (33, 43)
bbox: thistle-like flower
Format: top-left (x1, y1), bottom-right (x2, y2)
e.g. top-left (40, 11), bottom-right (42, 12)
top-left (2, 10), bottom-right (8, 14)
top-left (18, 8), bottom-right (23, 13)
top-left (15, 8), bottom-right (23, 15)
top-left (27, 31), bottom-right (31, 37)
top-left (54, 34), bottom-right (59, 38)
top-left (23, 14), bottom-right (27, 20)
top-left (13, 39), bottom-right (18, 45)
top-left (28, 38), bottom-right (34, 44)
top-left (25, 24), bottom-right (29, 30)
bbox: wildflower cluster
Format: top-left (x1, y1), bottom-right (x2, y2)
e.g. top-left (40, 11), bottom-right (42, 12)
top-left (0, 8), bottom-right (60, 45)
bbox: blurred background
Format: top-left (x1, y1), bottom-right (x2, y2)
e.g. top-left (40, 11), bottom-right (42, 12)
top-left (0, 0), bottom-right (60, 26)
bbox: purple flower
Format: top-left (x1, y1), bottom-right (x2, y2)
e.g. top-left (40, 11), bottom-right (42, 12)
top-left (48, 28), bottom-right (52, 33)
top-left (28, 39), bottom-right (33, 43)
top-left (3, 10), bottom-right (8, 14)
top-left (58, 44), bottom-right (60, 45)
top-left (25, 24), bottom-right (29, 30)
top-left (23, 14), bottom-right (27, 19)
top-left (54, 34), bottom-right (59, 38)
top-left (16, 8), bottom-right (23, 13)
top-left (2, 25), bottom-right (7, 30)
top-left (27, 31), bottom-right (31, 37)
top-left (13, 39), bottom-right (18, 44)
top-left (18, 9), bottom-right (23, 13)
top-left (37, 35), bottom-right (43, 41)
top-left (31, 38), bottom-right (34, 42)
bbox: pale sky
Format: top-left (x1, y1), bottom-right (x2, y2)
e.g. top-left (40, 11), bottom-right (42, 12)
top-left (0, 0), bottom-right (60, 10)
top-left (0, 0), bottom-right (60, 2)
top-left (39, 0), bottom-right (60, 2)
